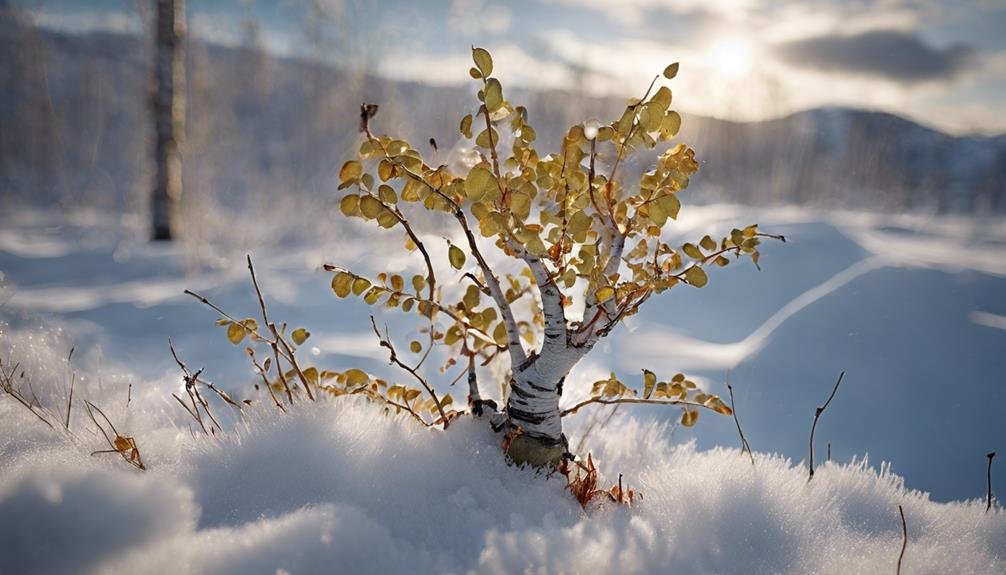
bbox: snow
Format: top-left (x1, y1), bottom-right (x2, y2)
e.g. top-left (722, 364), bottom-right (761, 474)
top-left (1, 204), bottom-right (1005, 573)
top-left (0, 353), bottom-right (1003, 574)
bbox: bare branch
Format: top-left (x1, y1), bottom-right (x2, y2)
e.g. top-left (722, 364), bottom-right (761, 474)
top-left (248, 255), bottom-right (315, 401)
top-left (369, 316), bottom-right (449, 427)
top-left (809, 371), bottom-right (845, 481)
top-left (727, 383), bottom-right (754, 466)
top-left (988, 452), bottom-right (997, 513)
top-left (64, 346), bottom-right (75, 430)
top-left (897, 505), bottom-right (907, 575)
top-left (560, 396), bottom-right (721, 418)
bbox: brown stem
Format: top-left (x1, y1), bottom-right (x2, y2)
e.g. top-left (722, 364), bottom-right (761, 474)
top-left (809, 371), bottom-right (845, 481)
top-left (64, 346), bottom-right (75, 430)
top-left (247, 255), bottom-right (315, 401)
top-left (897, 505), bottom-right (907, 575)
top-left (369, 316), bottom-right (449, 427)
top-left (249, 349), bottom-right (286, 413)
top-left (988, 452), bottom-right (997, 513)
top-left (727, 383), bottom-right (754, 466)
top-left (561, 396), bottom-right (720, 418)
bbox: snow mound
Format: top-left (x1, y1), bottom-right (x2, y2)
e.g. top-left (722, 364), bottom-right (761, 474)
top-left (1, 328), bottom-right (1003, 575)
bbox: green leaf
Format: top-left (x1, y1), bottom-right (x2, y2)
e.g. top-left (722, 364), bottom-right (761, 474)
top-left (472, 47), bottom-right (493, 77)
top-left (291, 328), bottom-right (310, 345)
top-left (663, 62), bottom-right (679, 79)
top-left (684, 266), bottom-right (708, 288)
top-left (449, 244), bottom-right (466, 269)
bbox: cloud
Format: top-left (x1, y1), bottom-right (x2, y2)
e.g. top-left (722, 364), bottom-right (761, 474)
top-left (774, 29), bottom-right (976, 83)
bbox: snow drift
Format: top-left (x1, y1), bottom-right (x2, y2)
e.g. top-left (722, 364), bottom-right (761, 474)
top-left (1, 322), bottom-right (1003, 574)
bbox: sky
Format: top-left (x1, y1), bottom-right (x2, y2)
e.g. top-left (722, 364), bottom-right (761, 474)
top-left (14, 0), bottom-right (1006, 135)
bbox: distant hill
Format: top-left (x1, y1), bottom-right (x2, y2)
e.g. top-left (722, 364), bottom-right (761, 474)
top-left (2, 21), bottom-right (1003, 217)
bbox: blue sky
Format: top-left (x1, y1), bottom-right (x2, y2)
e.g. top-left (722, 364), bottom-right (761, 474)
top-left (17, 0), bottom-right (1006, 135)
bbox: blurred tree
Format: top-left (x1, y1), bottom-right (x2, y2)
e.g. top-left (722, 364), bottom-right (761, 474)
top-left (151, 0), bottom-right (185, 240)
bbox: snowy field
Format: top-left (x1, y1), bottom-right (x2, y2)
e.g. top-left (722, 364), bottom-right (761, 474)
top-left (1, 203), bottom-right (1005, 573)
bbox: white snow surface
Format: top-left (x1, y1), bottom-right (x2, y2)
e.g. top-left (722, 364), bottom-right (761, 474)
top-left (2, 204), bottom-right (1006, 573)
top-left (0, 322), bottom-right (1004, 575)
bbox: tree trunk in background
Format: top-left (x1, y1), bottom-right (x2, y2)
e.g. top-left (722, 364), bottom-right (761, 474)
top-left (151, 0), bottom-right (184, 241)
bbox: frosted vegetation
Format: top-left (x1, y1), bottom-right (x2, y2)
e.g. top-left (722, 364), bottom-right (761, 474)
top-left (1, 321), bottom-right (1003, 574)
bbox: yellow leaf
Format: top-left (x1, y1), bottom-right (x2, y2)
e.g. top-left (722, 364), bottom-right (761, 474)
top-left (475, 127), bottom-right (498, 149)
top-left (344, 368), bottom-right (369, 387)
top-left (227, 322), bottom-right (247, 345)
top-left (663, 62), bottom-right (679, 79)
top-left (596, 286), bottom-right (615, 302)
top-left (493, 322), bottom-right (507, 346)
top-left (681, 408), bottom-right (698, 427)
top-left (449, 244), bottom-right (466, 269)
top-left (472, 47), bottom-right (493, 76)
top-left (661, 111), bottom-right (681, 139)
top-left (292, 328), bottom-right (310, 345)
top-left (340, 194), bottom-right (360, 217)
top-left (360, 195), bottom-right (382, 219)
top-left (410, 340), bottom-right (422, 353)
top-left (113, 435), bottom-right (132, 452)
top-left (484, 78), bottom-right (503, 112)
top-left (465, 167), bottom-right (498, 202)
top-left (684, 266), bottom-right (708, 288)
top-left (339, 160), bottom-right (362, 183)
top-left (352, 277), bottom-right (371, 296)
top-left (643, 369), bottom-right (656, 399)
top-left (331, 272), bottom-right (354, 298)
top-left (682, 243), bottom-right (703, 259)
top-left (460, 114), bottom-right (473, 138)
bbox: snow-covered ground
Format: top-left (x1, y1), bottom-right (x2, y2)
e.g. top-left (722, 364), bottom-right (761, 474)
top-left (1, 204), bottom-right (1005, 573)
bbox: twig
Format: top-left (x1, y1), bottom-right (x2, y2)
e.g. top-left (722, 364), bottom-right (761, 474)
top-left (248, 349), bottom-right (286, 413)
top-left (64, 346), bottom-right (75, 430)
top-left (561, 396), bottom-right (719, 418)
top-left (369, 316), bottom-right (449, 426)
top-left (248, 255), bottom-right (315, 401)
top-left (897, 505), bottom-right (907, 575)
top-left (988, 452), bottom-right (997, 512)
top-left (83, 400), bottom-right (145, 470)
top-left (168, 339), bottom-right (230, 433)
top-left (727, 383), bottom-right (754, 466)
top-left (809, 371), bottom-right (845, 481)
top-left (0, 359), bottom-right (56, 430)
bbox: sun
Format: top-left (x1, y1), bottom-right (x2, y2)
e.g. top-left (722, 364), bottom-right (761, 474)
top-left (710, 38), bottom-right (753, 79)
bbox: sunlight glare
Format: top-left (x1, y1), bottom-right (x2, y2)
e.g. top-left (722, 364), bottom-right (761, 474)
top-left (711, 38), bottom-right (753, 78)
